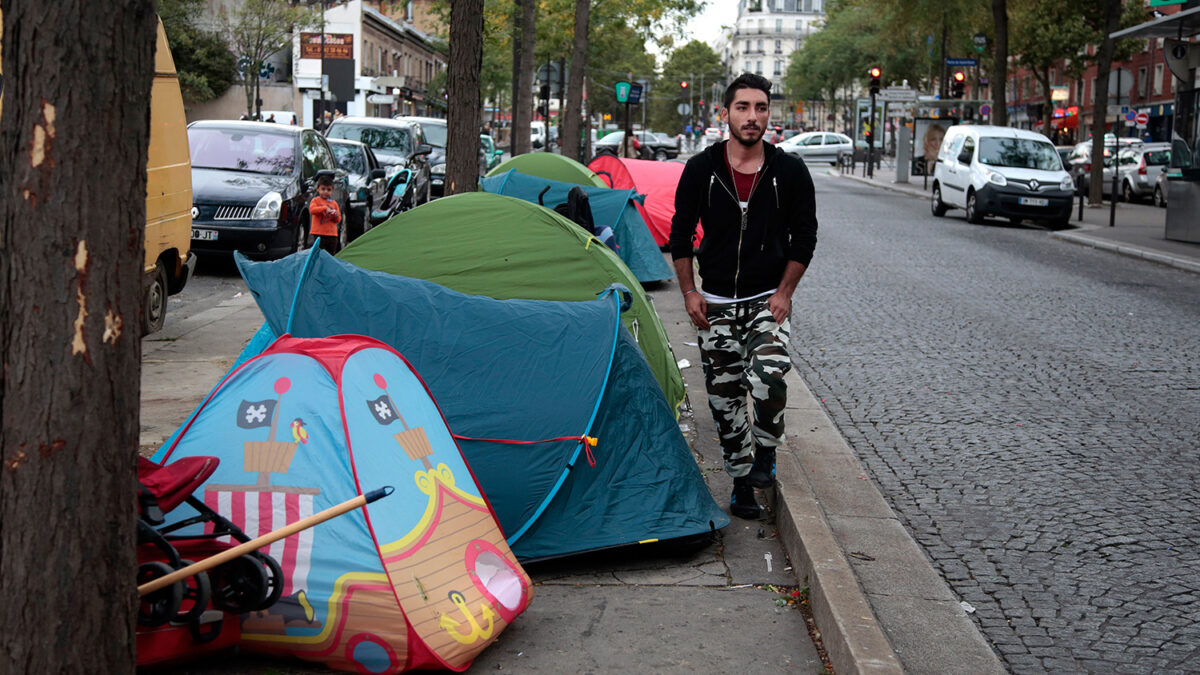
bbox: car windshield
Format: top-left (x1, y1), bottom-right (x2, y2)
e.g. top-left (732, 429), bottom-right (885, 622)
top-left (327, 124), bottom-right (411, 153)
top-left (417, 123), bottom-right (447, 147)
top-left (330, 144), bottom-right (366, 174)
top-left (1145, 150), bottom-right (1171, 166)
top-left (188, 127), bottom-right (295, 175)
top-left (978, 138), bottom-right (1061, 170)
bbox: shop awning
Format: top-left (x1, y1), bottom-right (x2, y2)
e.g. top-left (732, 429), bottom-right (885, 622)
top-left (1111, 6), bottom-right (1200, 39)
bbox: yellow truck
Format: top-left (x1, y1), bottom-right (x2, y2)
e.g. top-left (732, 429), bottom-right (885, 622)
top-left (1, 14), bottom-right (194, 334)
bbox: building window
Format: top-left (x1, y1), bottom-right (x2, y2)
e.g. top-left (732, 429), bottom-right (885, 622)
top-left (774, 59), bottom-right (782, 76)
top-left (1154, 64), bottom-right (1164, 96)
top-left (795, 19), bottom-right (802, 31)
top-left (776, 19), bottom-right (782, 32)
top-left (775, 39), bottom-right (781, 53)
top-left (1138, 66), bottom-right (1147, 98)
top-left (757, 39), bottom-right (764, 52)
top-left (802, 0), bottom-right (812, 10)
top-left (757, 60), bottom-right (763, 75)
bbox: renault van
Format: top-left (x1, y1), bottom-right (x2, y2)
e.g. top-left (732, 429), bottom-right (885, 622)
top-left (930, 125), bottom-right (1074, 227)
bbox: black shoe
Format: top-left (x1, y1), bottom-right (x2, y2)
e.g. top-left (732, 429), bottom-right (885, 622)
top-left (747, 448), bottom-right (776, 489)
top-left (730, 478), bottom-right (761, 520)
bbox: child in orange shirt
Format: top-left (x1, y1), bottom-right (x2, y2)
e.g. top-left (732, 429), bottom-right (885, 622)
top-left (308, 173), bottom-right (342, 253)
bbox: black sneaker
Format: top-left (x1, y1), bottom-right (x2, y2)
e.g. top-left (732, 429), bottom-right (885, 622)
top-left (730, 478), bottom-right (761, 520)
top-left (747, 448), bottom-right (776, 489)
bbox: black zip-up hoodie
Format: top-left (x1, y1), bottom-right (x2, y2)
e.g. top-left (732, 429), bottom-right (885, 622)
top-left (669, 140), bottom-right (817, 299)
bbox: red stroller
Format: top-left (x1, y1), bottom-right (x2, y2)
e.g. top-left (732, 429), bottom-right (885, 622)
top-left (136, 455), bottom-right (283, 667)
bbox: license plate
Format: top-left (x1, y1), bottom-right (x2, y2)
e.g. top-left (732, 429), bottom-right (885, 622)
top-left (192, 228), bottom-right (218, 241)
top-left (1018, 197), bottom-right (1049, 207)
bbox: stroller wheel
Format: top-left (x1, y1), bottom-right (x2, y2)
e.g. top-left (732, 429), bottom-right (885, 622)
top-left (138, 561), bottom-right (184, 626)
top-left (172, 560), bottom-right (213, 624)
top-left (212, 554), bottom-right (270, 613)
top-left (252, 552), bottom-right (285, 611)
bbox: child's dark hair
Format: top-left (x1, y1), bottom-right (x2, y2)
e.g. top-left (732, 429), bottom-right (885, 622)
top-left (723, 73), bottom-right (772, 109)
top-left (316, 173), bottom-right (334, 188)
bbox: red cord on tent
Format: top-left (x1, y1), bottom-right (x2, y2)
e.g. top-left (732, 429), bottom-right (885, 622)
top-left (451, 434), bottom-right (599, 467)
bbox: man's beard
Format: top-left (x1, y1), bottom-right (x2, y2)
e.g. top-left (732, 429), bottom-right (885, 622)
top-left (730, 122), bottom-right (762, 147)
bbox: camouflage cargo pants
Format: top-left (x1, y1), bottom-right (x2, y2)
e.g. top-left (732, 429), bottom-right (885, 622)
top-left (698, 297), bottom-right (791, 479)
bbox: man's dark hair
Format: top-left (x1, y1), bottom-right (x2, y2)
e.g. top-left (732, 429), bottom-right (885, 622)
top-left (316, 173), bottom-right (334, 188)
top-left (723, 73), bottom-right (772, 109)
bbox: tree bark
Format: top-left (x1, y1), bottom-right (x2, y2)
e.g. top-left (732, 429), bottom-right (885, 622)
top-left (511, 0), bottom-right (535, 156)
top-left (561, 0), bottom-right (590, 163)
top-left (991, 0), bottom-right (1008, 127)
top-left (1088, 0), bottom-right (1122, 205)
top-left (447, 0), bottom-right (483, 196)
top-left (0, 1), bottom-right (153, 671)
top-left (1038, 67), bottom-right (1053, 137)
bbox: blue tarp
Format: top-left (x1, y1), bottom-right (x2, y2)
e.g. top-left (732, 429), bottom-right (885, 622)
top-left (224, 250), bottom-right (727, 561)
top-left (480, 170), bottom-right (673, 283)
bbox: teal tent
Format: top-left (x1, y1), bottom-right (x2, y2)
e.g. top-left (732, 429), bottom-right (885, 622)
top-left (480, 170), bottom-right (673, 283)
top-left (234, 250), bottom-right (728, 561)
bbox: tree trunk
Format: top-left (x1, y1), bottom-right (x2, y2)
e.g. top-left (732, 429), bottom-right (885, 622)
top-left (511, 0), bottom-right (535, 155)
top-left (991, 0), bottom-right (1008, 127)
top-left (0, 1), bottom-right (153, 671)
top-left (1038, 68), bottom-right (1053, 138)
top-left (446, 0), bottom-right (483, 196)
top-left (1088, 0), bottom-right (1122, 205)
top-left (561, 0), bottom-right (590, 163)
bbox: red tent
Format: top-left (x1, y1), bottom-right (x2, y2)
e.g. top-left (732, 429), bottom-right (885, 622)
top-left (588, 155), bottom-right (703, 248)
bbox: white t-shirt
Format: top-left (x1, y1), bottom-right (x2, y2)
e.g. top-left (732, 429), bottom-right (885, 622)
top-left (701, 288), bottom-right (776, 305)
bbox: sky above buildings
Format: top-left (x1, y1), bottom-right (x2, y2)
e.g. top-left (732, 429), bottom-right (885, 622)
top-left (685, 0), bottom-right (738, 47)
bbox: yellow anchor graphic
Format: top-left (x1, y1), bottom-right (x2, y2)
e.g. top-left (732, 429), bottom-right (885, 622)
top-left (438, 590), bottom-right (497, 645)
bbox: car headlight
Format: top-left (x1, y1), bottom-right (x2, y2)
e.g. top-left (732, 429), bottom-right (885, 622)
top-left (251, 191), bottom-right (283, 220)
top-left (985, 170), bottom-right (1007, 187)
top-left (431, 162), bottom-right (446, 175)
top-left (1059, 176), bottom-right (1074, 191)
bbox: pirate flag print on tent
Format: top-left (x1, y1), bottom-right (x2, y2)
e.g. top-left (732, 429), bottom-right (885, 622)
top-left (157, 334), bottom-right (532, 673)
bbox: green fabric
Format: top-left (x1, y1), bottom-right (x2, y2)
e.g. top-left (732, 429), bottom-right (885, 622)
top-left (486, 152), bottom-right (607, 187)
top-left (338, 192), bottom-right (684, 411)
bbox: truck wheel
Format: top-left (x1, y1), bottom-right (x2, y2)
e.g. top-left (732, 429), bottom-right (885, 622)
top-left (143, 264), bottom-right (168, 335)
top-left (965, 191), bottom-right (984, 224)
top-left (931, 184), bottom-right (948, 217)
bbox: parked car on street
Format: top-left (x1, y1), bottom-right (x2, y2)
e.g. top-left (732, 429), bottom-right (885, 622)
top-left (188, 120), bottom-right (350, 258)
top-left (1114, 143), bottom-right (1170, 203)
top-left (326, 138), bottom-right (388, 239)
top-left (394, 116), bottom-right (456, 196)
top-left (325, 116), bottom-right (433, 205)
top-left (593, 130), bottom-right (679, 160)
top-left (1066, 137), bottom-right (1142, 191)
top-left (930, 125), bottom-right (1074, 227)
top-left (777, 131), bottom-right (854, 165)
top-left (1154, 168), bottom-right (1171, 208)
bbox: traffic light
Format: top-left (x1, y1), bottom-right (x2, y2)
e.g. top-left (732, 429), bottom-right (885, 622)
top-left (680, 81), bottom-right (689, 91)
top-left (868, 66), bottom-right (881, 96)
top-left (951, 71), bottom-right (966, 99)
top-left (539, 84), bottom-right (550, 100)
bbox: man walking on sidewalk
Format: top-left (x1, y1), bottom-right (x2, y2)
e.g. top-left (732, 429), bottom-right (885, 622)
top-left (669, 73), bottom-right (818, 519)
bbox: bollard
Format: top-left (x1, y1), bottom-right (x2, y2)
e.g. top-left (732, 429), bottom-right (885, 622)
top-left (1109, 172), bottom-right (1118, 227)
top-left (1078, 188), bottom-right (1084, 222)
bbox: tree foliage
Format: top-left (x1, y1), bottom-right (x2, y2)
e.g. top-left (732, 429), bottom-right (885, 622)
top-left (156, 0), bottom-right (237, 104)
top-left (222, 0), bottom-right (317, 117)
top-left (651, 40), bottom-right (723, 133)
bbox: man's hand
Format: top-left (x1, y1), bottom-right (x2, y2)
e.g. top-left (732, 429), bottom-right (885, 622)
top-left (768, 289), bottom-right (791, 324)
top-left (685, 292), bottom-right (710, 330)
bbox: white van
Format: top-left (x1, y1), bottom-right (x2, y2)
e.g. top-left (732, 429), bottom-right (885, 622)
top-left (930, 125), bottom-right (1074, 227)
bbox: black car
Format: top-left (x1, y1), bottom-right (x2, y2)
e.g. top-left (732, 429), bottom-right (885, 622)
top-left (393, 116), bottom-right (448, 197)
top-left (325, 116), bottom-right (433, 204)
top-left (188, 121), bottom-right (350, 259)
top-left (326, 138), bottom-right (388, 238)
top-left (593, 130), bottom-right (679, 161)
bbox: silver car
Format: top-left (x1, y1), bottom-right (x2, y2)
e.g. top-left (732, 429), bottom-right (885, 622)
top-left (1115, 144), bottom-right (1170, 203)
top-left (777, 131), bottom-right (853, 165)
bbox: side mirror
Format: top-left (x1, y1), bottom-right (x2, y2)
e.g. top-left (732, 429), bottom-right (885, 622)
top-left (415, 144), bottom-right (433, 157)
top-left (369, 168), bottom-right (386, 180)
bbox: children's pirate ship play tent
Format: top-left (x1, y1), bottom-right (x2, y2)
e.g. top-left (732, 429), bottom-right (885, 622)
top-left (232, 250), bottom-right (729, 562)
top-left (154, 333), bottom-right (533, 673)
top-left (479, 169), bottom-right (673, 284)
top-left (338, 191), bottom-right (685, 413)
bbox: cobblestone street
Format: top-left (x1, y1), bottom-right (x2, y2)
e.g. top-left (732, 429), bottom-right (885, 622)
top-left (792, 172), bottom-right (1200, 673)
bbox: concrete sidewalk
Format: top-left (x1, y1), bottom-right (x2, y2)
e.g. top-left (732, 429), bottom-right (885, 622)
top-left (834, 161), bottom-right (1200, 274)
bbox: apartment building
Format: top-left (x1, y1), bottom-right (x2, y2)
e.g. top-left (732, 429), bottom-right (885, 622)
top-left (722, 0), bottom-right (826, 126)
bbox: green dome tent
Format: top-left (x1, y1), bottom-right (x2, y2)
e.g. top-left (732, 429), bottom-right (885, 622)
top-left (337, 192), bottom-right (685, 412)
top-left (485, 152), bottom-right (607, 187)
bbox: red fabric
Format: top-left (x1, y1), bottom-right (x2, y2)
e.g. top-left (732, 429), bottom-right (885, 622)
top-left (588, 155), bottom-right (705, 247)
top-left (309, 196), bottom-right (341, 237)
top-left (138, 455), bottom-right (220, 515)
top-left (731, 168), bottom-right (757, 202)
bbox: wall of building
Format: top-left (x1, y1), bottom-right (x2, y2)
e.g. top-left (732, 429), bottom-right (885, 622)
top-left (185, 83), bottom-right (297, 123)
